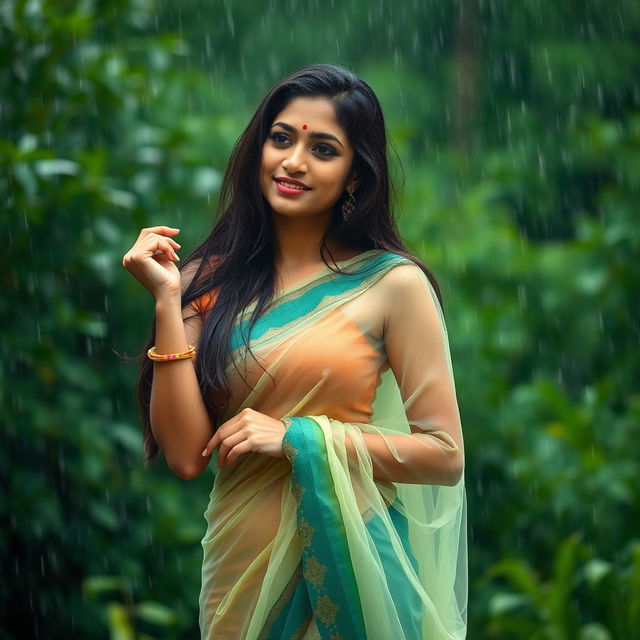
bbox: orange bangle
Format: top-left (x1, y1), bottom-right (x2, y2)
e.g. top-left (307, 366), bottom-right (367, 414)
top-left (147, 344), bottom-right (196, 361)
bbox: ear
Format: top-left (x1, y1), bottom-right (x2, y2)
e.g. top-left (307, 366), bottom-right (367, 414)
top-left (346, 171), bottom-right (360, 193)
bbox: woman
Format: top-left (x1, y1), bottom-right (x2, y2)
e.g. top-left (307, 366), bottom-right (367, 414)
top-left (123, 63), bottom-right (467, 640)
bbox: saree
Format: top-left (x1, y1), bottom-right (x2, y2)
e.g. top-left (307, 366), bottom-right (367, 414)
top-left (195, 250), bottom-right (467, 639)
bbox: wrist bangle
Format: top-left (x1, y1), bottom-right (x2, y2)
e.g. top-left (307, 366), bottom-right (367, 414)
top-left (147, 344), bottom-right (196, 361)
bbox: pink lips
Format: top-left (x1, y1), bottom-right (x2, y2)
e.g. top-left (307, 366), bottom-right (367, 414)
top-left (274, 177), bottom-right (310, 196)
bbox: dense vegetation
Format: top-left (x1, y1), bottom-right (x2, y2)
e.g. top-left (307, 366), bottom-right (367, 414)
top-left (2, 0), bottom-right (638, 638)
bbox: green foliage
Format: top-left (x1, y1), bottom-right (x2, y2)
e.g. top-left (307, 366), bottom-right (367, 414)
top-left (1, 1), bottom-right (216, 637)
top-left (479, 540), bottom-right (640, 639)
top-left (83, 576), bottom-right (180, 640)
top-left (1, 0), bottom-right (638, 638)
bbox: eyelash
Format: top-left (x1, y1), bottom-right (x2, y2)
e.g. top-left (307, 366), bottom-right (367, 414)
top-left (269, 132), bottom-right (337, 157)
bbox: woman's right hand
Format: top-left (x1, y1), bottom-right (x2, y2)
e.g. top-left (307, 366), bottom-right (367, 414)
top-left (122, 226), bottom-right (182, 300)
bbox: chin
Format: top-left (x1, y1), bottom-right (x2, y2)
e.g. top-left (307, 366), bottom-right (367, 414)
top-left (272, 207), bottom-right (315, 219)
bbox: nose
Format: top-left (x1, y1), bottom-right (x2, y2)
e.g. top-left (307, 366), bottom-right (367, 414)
top-left (281, 143), bottom-right (307, 174)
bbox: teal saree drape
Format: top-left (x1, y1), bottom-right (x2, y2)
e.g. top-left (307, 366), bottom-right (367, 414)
top-left (257, 415), bottom-right (423, 640)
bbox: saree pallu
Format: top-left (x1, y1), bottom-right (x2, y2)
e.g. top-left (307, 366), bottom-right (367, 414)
top-left (197, 250), bottom-right (467, 639)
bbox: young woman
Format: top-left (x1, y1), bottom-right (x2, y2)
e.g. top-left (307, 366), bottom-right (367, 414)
top-left (123, 64), bottom-right (467, 640)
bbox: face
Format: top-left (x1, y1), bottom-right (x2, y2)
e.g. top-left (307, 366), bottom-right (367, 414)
top-left (260, 96), bottom-right (357, 221)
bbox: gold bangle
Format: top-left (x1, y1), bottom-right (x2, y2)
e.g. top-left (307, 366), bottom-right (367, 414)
top-left (147, 344), bottom-right (196, 361)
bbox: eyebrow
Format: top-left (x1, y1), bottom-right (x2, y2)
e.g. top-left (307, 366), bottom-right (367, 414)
top-left (271, 121), bottom-right (344, 149)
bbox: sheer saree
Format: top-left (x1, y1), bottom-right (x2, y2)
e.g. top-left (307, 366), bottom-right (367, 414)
top-left (195, 250), bottom-right (467, 639)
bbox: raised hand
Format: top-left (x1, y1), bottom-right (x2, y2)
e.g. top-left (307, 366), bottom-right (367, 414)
top-left (122, 226), bottom-right (182, 300)
top-left (201, 408), bottom-right (287, 468)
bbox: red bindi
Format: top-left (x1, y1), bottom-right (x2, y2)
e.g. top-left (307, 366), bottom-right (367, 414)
top-left (302, 124), bottom-right (308, 130)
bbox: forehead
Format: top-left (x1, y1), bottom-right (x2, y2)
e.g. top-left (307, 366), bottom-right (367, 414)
top-left (271, 96), bottom-right (344, 135)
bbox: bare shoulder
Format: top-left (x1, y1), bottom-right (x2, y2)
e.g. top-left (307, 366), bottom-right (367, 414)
top-left (378, 261), bottom-right (428, 297)
top-left (377, 260), bottom-right (445, 328)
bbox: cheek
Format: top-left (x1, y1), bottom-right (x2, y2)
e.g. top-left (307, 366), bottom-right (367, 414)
top-left (317, 163), bottom-right (351, 194)
top-left (260, 150), bottom-right (274, 184)
top-left (259, 155), bottom-right (272, 195)
top-left (261, 145), bottom-right (280, 172)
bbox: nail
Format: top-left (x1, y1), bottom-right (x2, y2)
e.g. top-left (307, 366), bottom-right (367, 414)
top-left (201, 449), bottom-right (208, 456)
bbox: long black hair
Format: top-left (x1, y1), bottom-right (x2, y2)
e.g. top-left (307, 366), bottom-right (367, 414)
top-left (138, 63), bottom-right (442, 463)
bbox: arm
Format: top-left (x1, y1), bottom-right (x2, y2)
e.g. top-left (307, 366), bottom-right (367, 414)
top-left (122, 226), bottom-right (214, 479)
top-left (150, 288), bottom-right (214, 479)
top-left (345, 264), bottom-right (464, 485)
top-left (369, 264), bottom-right (463, 484)
top-left (346, 429), bottom-right (461, 486)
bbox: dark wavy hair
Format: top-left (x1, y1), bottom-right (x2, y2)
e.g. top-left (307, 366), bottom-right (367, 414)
top-left (138, 63), bottom-right (442, 463)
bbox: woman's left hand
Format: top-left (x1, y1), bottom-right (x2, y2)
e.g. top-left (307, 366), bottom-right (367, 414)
top-left (201, 408), bottom-right (287, 467)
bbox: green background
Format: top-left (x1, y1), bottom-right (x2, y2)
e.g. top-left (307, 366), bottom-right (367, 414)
top-left (2, 0), bottom-right (639, 638)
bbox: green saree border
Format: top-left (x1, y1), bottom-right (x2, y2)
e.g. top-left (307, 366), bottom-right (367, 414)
top-left (276, 416), bottom-right (367, 640)
top-left (257, 561), bottom-right (312, 640)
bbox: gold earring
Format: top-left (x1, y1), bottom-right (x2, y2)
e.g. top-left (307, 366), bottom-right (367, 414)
top-left (340, 189), bottom-right (356, 221)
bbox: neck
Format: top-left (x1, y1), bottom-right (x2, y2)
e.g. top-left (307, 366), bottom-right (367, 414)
top-left (272, 212), bottom-right (336, 270)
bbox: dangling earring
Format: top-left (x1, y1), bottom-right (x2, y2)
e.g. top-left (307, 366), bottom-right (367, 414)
top-left (340, 189), bottom-right (356, 221)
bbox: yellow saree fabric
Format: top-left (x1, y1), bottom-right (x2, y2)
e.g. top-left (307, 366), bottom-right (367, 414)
top-left (196, 250), bottom-right (467, 639)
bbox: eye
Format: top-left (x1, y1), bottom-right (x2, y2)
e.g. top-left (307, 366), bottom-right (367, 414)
top-left (313, 143), bottom-right (338, 157)
top-left (270, 132), bottom-right (290, 145)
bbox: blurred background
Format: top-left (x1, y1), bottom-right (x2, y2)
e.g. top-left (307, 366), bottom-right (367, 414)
top-left (2, 0), bottom-right (639, 638)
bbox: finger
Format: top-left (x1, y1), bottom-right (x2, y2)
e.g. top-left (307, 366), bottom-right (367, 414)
top-left (146, 234), bottom-right (182, 250)
top-left (139, 226), bottom-right (181, 239)
top-left (145, 236), bottom-right (180, 262)
top-left (226, 440), bottom-right (253, 466)
top-left (151, 253), bottom-right (176, 267)
top-left (201, 421), bottom-right (236, 456)
top-left (151, 250), bottom-right (179, 264)
top-left (201, 411), bottom-right (247, 457)
top-left (202, 433), bottom-right (219, 457)
top-left (217, 432), bottom-right (246, 467)
top-left (215, 413), bottom-right (243, 440)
